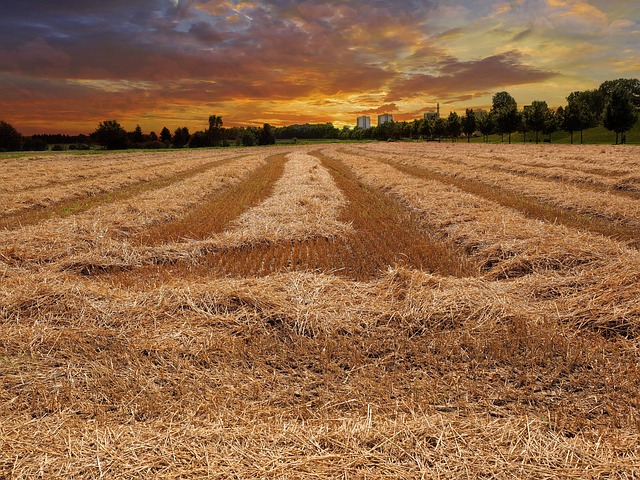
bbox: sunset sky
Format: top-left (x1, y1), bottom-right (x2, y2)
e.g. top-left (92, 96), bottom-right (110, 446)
top-left (1, 0), bottom-right (639, 135)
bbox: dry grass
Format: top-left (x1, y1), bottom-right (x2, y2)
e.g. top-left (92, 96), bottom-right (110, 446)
top-left (0, 150), bottom-right (243, 220)
top-left (343, 143), bottom-right (640, 246)
top-left (219, 151), bottom-right (353, 245)
top-left (2, 143), bottom-right (640, 478)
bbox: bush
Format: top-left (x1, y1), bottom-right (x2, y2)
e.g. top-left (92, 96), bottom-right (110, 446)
top-left (69, 143), bottom-right (91, 150)
top-left (51, 145), bottom-right (65, 151)
top-left (143, 140), bottom-right (168, 149)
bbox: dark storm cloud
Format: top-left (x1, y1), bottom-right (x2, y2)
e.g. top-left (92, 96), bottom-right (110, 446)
top-left (386, 51), bottom-right (557, 101)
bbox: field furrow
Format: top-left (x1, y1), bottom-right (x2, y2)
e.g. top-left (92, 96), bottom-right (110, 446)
top-left (0, 151), bottom-right (244, 217)
top-left (0, 149), bottom-right (288, 270)
top-left (113, 150), bottom-right (473, 281)
top-left (346, 144), bottom-right (640, 228)
top-left (0, 154), bottom-right (246, 230)
top-left (321, 146), bottom-right (632, 278)
top-left (140, 153), bottom-right (289, 244)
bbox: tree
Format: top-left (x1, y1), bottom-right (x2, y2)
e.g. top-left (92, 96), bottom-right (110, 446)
top-left (566, 90), bottom-right (601, 144)
top-left (92, 120), bottom-right (128, 150)
top-left (433, 117), bottom-right (446, 142)
top-left (562, 100), bottom-right (581, 144)
top-left (171, 127), bottom-right (190, 148)
top-left (240, 128), bottom-right (257, 146)
top-left (462, 109), bottom-right (476, 143)
top-left (160, 126), bottom-right (172, 144)
top-left (477, 113), bottom-right (494, 143)
top-left (523, 100), bottom-right (549, 144)
top-left (131, 125), bottom-right (144, 144)
top-left (208, 115), bottom-right (223, 146)
top-left (491, 91), bottom-right (519, 143)
top-left (603, 85), bottom-right (638, 144)
top-left (258, 123), bottom-right (276, 145)
top-left (599, 78), bottom-right (640, 110)
top-left (446, 112), bottom-right (462, 142)
top-left (418, 118), bottom-right (431, 141)
top-left (0, 120), bottom-right (23, 151)
top-left (187, 131), bottom-right (209, 148)
top-left (543, 108), bottom-right (559, 143)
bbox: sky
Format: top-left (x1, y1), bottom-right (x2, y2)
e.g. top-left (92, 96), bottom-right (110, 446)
top-left (1, 0), bottom-right (639, 135)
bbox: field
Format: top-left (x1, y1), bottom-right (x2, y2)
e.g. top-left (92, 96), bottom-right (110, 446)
top-left (1, 143), bottom-right (640, 478)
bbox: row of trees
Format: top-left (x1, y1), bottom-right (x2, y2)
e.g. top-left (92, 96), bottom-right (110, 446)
top-left (341, 78), bottom-right (638, 144)
top-left (91, 116), bottom-right (277, 150)
top-left (486, 78), bottom-right (638, 144)
top-left (1, 78), bottom-right (637, 152)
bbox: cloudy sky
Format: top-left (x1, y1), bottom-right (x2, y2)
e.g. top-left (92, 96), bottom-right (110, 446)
top-left (1, 0), bottom-right (639, 134)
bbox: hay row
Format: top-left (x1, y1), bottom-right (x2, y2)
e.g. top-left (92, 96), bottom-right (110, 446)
top-left (219, 151), bottom-right (352, 246)
top-left (321, 146), bottom-right (634, 279)
top-left (108, 150), bottom-right (474, 281)
top-left (346, 144), bottom-right (640, 227)
top-left (367, 142), bottom-right (640, 191)
top-left (0, 150), bottom-right (242, 216)
top-left (0, 149), bottom-right (289, 271)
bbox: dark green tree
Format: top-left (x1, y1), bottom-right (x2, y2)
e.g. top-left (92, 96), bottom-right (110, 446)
top-left (131, 125), bottom-right (144, 144)
top-left (603, 85), bottom-right (638, 144)
top-left (566, 90), bottom-right (601, 143)
top-left (188, 131), bottom-right (209, 148)
top-left (491, 91), bottom-right (519, 143)
top-left (0, 120), bottom-right (23, 151)
top-left (208, 115), bottom-right (223, 146)
top-left (410, 119), bottom-right (421, 140)
top-left (258, 123), bottom-right (276, 145)
top-left (160, 126), bottom-right (172, 144)
top-left (543, 108), bottom-right (559, 143)
top-left (22, 137), bottom-right (48, 151)
top-left (477, 113), bottom-right (495, 143)
top-left (93, 120), bottom-right (128, 150)
top-left (172, 127), bottom-right (191, 148)
top-left (446, 112), bottom-right (462, 142)
top-left (462, 109), bottom-right (476, 143)
top-left (561, 99), bottom-right (581, 144)
top-left (599, 78), bottom-right (640, 110)
top-left (433, 117), bottom-right (446, 142)
top-left (240, 128), bottom-right (257, 146)
top-left (419, 118), bottom-right (431, 141)
top-left (523, 100), bottom-right (549, 144)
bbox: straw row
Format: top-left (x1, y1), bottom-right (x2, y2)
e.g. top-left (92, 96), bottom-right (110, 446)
top-left (0, 150), bottom-right (242, 215)
top-left (345, 144), bottom-right (640, 227)
top-left (0, 149), bottom-right (289, 271)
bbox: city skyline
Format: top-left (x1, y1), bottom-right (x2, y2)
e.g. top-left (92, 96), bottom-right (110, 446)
top-left (1, 0), bottom-right (639, 135)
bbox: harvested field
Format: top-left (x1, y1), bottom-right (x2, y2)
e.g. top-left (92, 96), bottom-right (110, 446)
top-left (2, 143), bottom-right (640, 478)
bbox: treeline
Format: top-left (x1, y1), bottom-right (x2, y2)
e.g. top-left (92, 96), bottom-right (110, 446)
top-left (1, 78), bottom-right (638, 152)
top-left (58, 116), bottom-right (277, 151)
top-left (344, 78), bottom-right (639, 144)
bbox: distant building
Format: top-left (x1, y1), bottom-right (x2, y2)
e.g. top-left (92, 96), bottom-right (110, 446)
top-left (473, 109), bottom-right (488, 120)
top-left (378, 113), bottom-right (394, 125)
top-left (424, 103), bottom-right (441, 120)
top-left (357, 116), bottom-right (371, 129)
